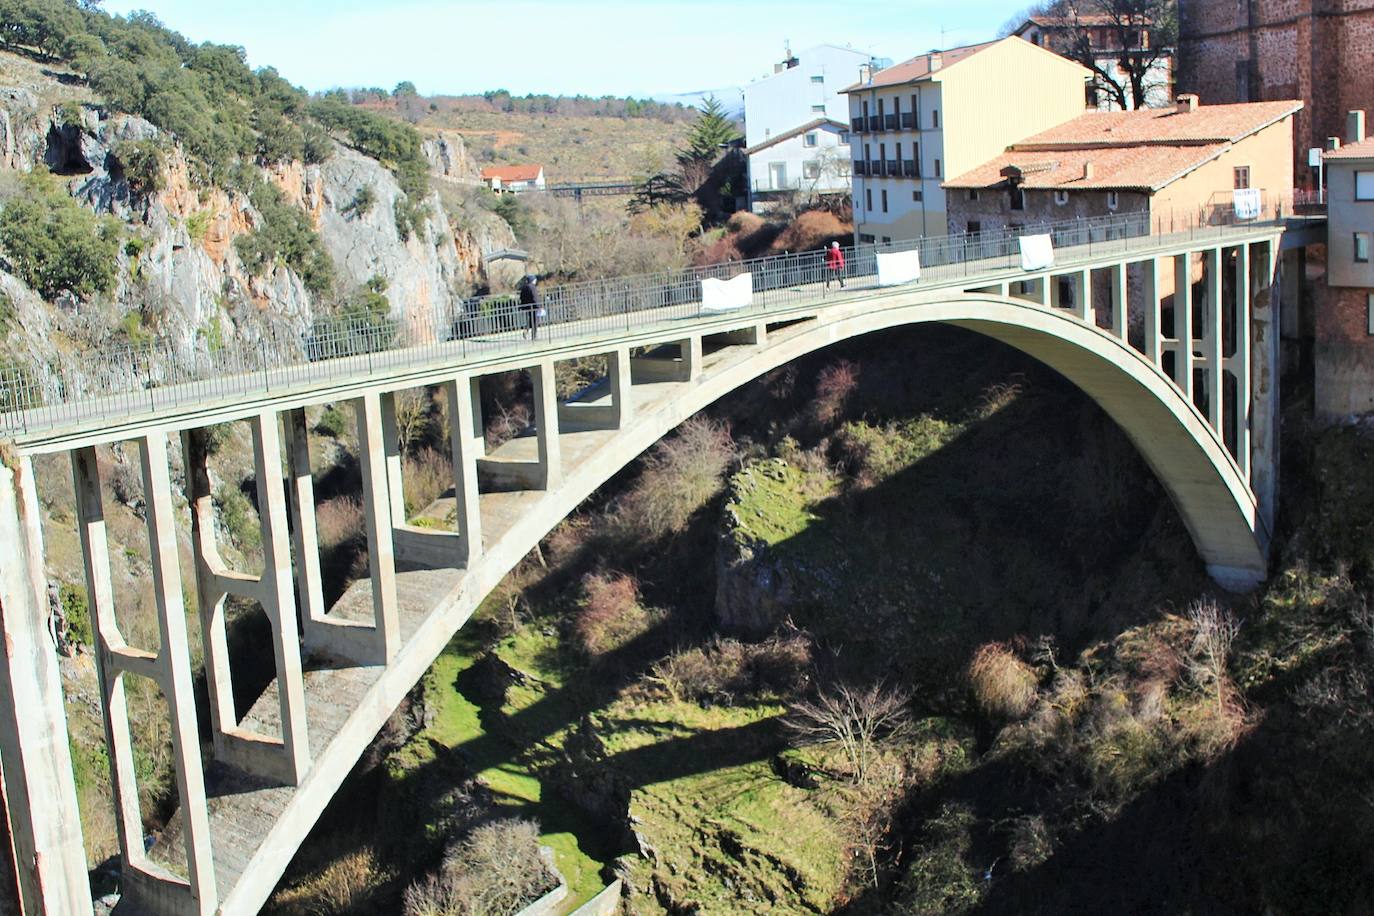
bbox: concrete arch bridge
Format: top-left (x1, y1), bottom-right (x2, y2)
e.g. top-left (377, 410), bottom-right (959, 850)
top-left (0, 212), bottom-right (1314, 914)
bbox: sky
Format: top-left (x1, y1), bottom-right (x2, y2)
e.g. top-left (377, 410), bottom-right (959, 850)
top-left (98, 0), bottom-right (1033, 101)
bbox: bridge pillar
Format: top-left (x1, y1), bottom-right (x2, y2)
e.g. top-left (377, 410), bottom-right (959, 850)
top-left (1109, 261), bottom-right (1127, 338)
top-left (357, 394), bottom-right (401, 663)
top-left (469, 376), bottom-right (486, 457)
top-left (1173, 252), bottom-right (1195, 400)
top-left (1142, 256), bottom-right (1164, 365)
top-left (0, 454), bottom-right (93, 916)
top-left (379, 391), bottom-right (409, 524)
top-left (531, 361), bottom-right (562, 489)
top-left (609, 346), bottom-right (633, 428)
top-left (684, 335), bottom-right (703, 381)
top-left (1071, 268), bottom-right (1092, 322)
top-left (1203, 248), bottom-right (1224, 430)
top-left (184, 418), bottom-right (311, 785)
top-left (1250, 238), bottom-right (1281, 543)
top-left (444, 377), bottom-right (483, 564)
top-left (1234, 243), bottom-right (1252, 479)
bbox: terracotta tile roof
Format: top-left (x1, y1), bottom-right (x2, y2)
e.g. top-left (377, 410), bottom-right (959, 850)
top-left (944, 143), bottom-right (1232, 191)
top-left (840, 40), bottom-right (996, 92)
top-left (1013, 100), bottom-right (1303, 149)
top-left (480, 164), bottom-right (544, 182)
top-left (1018, 13), bottom-right (1129, 29)
top-left (745, 118), bottom-right (848, 156)
top-left (1324, 138), bottom-right (1374, 160)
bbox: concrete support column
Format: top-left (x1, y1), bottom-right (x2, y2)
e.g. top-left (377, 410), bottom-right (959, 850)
top-left (1072, 268), bottom-right (1092, 322)
top-left (530, 361), bottom-right (562, 490)
top-left (356, 394), bottom-right (401, 664)
top-left (139, 433), bottom-right (218, 912)
top-left (469, 376), bottom-right (486, 457)
top-left (682, 336), bottom-right (703, 382)
top-left (1143, 257), bottom-right (1163, 365)
top-left (1174, 252), bottom-right (1194, 399)
top-left (1110, 261), bottom-right (1127, 338)
top-left (282, 409), bottom-right (325, 640)
top-left (251, 412), bottom-right (310, 781)
top-left (608, 346), bottom-right (632, 429)
top-left (379, 391), bottom-right (407, 524)
top-left (1034, 275), bottom-right (1051, 307)
top-left (1234, 243), bottom-right (1252, 478)
top-left (444, 376), bottom-right (483, 565)
top-left (0, 454), bottom-right (93, 916)
top-left (1203, 248), bottom-right (1224, 430)
top-left (1250, 239), bottom-right (1280, 542)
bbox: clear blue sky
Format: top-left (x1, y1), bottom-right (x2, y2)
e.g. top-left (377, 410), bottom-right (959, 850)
top-left (99, 0), bottom-right (1032, 99)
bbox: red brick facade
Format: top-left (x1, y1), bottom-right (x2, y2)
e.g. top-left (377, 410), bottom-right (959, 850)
top-left (1178, 0), bottom-right (1374, 177)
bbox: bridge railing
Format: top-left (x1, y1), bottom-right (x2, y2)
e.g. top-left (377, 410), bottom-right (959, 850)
top-left (0, 200), bottom-right (1306, 437)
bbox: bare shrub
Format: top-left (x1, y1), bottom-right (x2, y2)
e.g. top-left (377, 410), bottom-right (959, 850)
top-left (403, 819), bottom-right (556, 916)
top-left (484, 400), bottom-right (531, 451)
top-left (611, 416), bottom-right (735, 541)
top-left (274, 847), bottom-right (389, 915)
top-left (967, 643), bottom-right (1039, 719)
top-left (575, 571), bottom-right (653, 656)
top-left (771, 209), bottom-right (850, 253)
top-left (976, 379), bottom-right (1024, 419)
top-left (316, 496), bottom-right (364, 551)
top-left (1186, 600), bottom-right (1240, 715)
top-left (403, 447), bottom-right (452, 519)
top-left (107, 456), bottom-right (143, 508)
top-left (1008, 814), bottom-right (1054, 872)
top-left (784, 681), bottom-right (912, 784)
top-left (812, 359), bottom-right (860, 428)
top-left (649, 632), bottom-right (812, 704)
top-left (393, 389), bottom-right (431, 455)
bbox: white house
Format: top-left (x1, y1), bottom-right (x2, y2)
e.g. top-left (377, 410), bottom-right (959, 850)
top-left (743, 44), bottom-right (883, 206)
top-left (1013, 15), bottom-right (1173, 111)
top-left (746, 118), bottom-right (853, 196)
top-left (480, 164), bottom-right (546, 192)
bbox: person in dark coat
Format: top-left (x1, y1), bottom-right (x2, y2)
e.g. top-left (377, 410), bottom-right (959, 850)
top-left (519, 274), bottom-right (541, 339)
top-left (824, 241), bottom-right (846, 289)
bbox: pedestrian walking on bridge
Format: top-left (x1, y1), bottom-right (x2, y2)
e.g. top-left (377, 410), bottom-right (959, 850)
top-left (825, 241), bottom-right (846, 290)
top-left (519, 274), bottom-right (542, 339)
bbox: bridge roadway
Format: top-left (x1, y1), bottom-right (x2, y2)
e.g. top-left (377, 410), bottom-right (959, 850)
top-left (0, 215), bottom-right (1303, 915)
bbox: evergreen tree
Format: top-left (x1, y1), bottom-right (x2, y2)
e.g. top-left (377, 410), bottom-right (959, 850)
top-left (678, 96), bottom-right (739, 167)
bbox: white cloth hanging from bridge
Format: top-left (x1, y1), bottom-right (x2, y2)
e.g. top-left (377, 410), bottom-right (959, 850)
top-left (1233, 188), bottom-right (1262, 220)
top-left (1019, 234), bottom-right (1055, 271)
top-left (876, 249), bottom-right (922, 286)
top-left (701, 273), bottom-right (754, 311)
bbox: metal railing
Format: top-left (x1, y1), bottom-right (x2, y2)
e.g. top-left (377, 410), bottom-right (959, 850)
top-left (868, 116), bottom-right (883, 132)
top-left (900, 112), bottom-right (916, 129)
top-left (884, 114), bottom-right (898, 130)
top-left (851, 117), bottom-right (865, 134)
top-left (903, 159), bottom-right (919, 178)
top-left (885, 160), bottom-right (900, 178)
top-left (0, 200), bottom-right (1313, 438)
top-left (853, 160), bottom-right (867, 176)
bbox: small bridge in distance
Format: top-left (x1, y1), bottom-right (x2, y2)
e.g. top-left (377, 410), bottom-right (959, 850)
top-left (0, 203), bottom-right (1321, 915)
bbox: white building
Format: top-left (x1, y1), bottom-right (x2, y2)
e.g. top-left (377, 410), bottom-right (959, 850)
top-left (841, 37), bottom-right (1091, 243)
top-left (742, 44), bottom-right (883, 205)
top-left (480, 164), bottom-right (546, 192)
top-left (745, 118), bottom-right (853, 196)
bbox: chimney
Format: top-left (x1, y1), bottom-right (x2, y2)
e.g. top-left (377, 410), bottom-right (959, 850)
top-left (929, 50), bottom-right (943, 72)
top-left (1327, 136), bottom-right (1342, 152)
top-left (859, 63), bottom-right (872, 84)
top-left (1083, 161), bottom-right (1095, 180)
top-left (1175, 93), bottom-right (1199, 113)
top-left (1348, 110), bottom-right (1367, 144)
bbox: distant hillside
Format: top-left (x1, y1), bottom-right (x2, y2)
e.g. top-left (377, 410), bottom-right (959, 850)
top-left (353, 91), bottom-right (696, 184)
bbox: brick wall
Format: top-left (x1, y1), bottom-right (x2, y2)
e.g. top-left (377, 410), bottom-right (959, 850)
top-left (1315, 284), bottom-right (1374, 416)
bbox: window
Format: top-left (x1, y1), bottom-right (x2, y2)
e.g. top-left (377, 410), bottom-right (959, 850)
top-left (879, 142), bottom-right (886, 161)
top-left (1107, 191), bottom-right (1119, 210)
top-left (1233, 166), bottom-right (1250, 190)
top-left (967, 189), bottom-right (979, 201)
top-left (804, 132), bottom-right (818, 148)
top-left (803, 160), bottom-right (820, 179)
top-left (839, 130), bottom-right (850, 145)
top-left (1010, 187), bottom-right (1025, 210)
top-left (860, 233), bottom-right (876, 243)
top-left (811, 104), bottom-right (826, 113)
top-left (934, 158), bottom-right (941, 177)
top-left (1356, 170), bottom-right (1374, 200)
top-left (881, 189), bottom-right (888, 212)
top-left (1356, 231), bottom-right (1371, 263)
top-left (913, 190), bottom-right (923, 201)
top-left (866, 188), bottom-right (873, 210)
top-left (881, 236), bottom-right (892, 243)
top-left (932, 109), bottom-right (940, 128)
top-left (810, 74), bottom-right (824, 83)
top-left (1054, 190), bottom-right (1069, 205)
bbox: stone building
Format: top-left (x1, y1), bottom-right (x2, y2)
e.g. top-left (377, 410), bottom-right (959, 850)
top-left (1177, 0), bottom-right (1374, 178)
top-left (1317, 111), bottom-right (1374, 416)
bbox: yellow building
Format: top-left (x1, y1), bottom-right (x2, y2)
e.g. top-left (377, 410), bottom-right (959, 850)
top-left (841, 36), bottom-right (1091, 243)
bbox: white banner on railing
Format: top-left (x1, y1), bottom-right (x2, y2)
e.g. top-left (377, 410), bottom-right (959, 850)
top-left (1019, 234), bottom-right (1055, 271)
top-left (701, 273), bottom-right (753, 311)
top-left (1233, 187), bottom-right (1262, 220)
top-left (876, 249), bottom-right (921, 286)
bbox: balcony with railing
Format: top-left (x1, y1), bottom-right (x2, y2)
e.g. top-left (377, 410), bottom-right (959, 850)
top-left (903, 160), bottom-right (918, 178)
top-left (853, 160), bottom-right (867, 176)
top-left (869, 115), bottom-right (883, 132)
top-left (900, 112), bottom-right (915, 129)
top-left (885, 160), bottom-right (899, 177)
top-left (884, 114), bottom-right (898, 130)
top-left (851, 117), bottom-right (865, 133)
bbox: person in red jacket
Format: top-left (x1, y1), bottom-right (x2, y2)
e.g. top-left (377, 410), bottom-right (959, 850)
top-left (824, 241), bottom-right (846, 289)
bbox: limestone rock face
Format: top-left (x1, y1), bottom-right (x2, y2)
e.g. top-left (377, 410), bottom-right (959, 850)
top-left (421, 130), bottom-right (479, 182)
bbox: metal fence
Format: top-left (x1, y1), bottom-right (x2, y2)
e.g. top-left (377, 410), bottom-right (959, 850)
top-left (0, 200), bottom-right (1310, 439)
